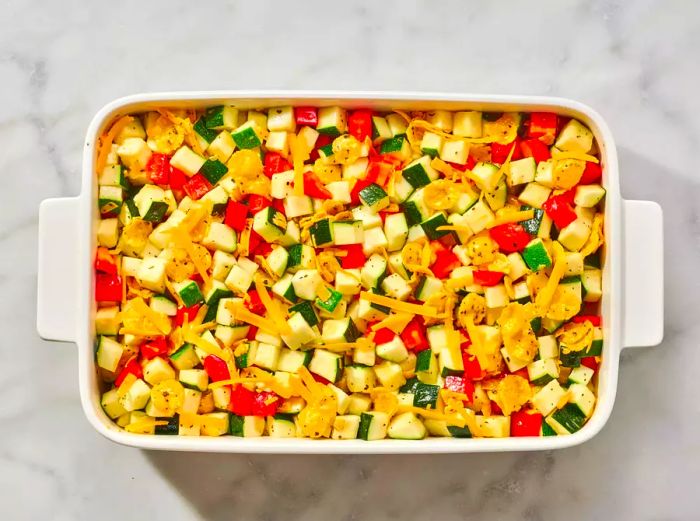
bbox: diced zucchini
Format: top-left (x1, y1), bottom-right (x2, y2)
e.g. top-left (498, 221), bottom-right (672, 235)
top-left (438, 341), bottom-right (464, 377)
top-left (383, 213), bottom-right (408, 252)
top-left (508, 157), bottom-right (537, 186)
top-left (518, 182), bottom-right (552, 209)
top-left (471, 162), bottom-right (501, 192)
top-left (253, 206), bottom-right (287, 243)
top-left (117, 137), bottom-right (152, 170)
top-left (453, 111), bottom-right (482, 138)
top-left (558, 218), bottom-right (592, 252)
top-left (414, 276), bottom-right (443, 302)
top-left (101, 389), bottom-right (128, 419)
top-left (346, 365), bottom-right (377, 393)
top-left (555, 119), bottom-right (593, 153)
top-left (527, 358), bottom-right (559, 386)
top-left (290, 269), bottom-right (323, 301)
top-left (321, 317), bottom-right (360, 344)
top-left (143, 357), bottom-right (176, 386)
top-left (575, 184), bottom-right (606, 208)
top-left (371, 116), bottom-right (392, 144)
top-left (359, 183), bottom-right (390, 213)
top-left (387, 412), bottom-right (426, 440)
top-left (332, 415), bottom-right (361, 440)
top-left (380, 273), bottom-right (412, 301)
top-left (229, 415), bottom-right (266, 437)
top-left (173, 279), bottom-right (204, 308)
top-left (360, 253), bottom-right (387, 290)
top-left (248, 342), bottom-right (281, 371)
top-left (402, 156), bottom-right (438, 189)
top-left (380, 135), bottom-right (411, 161)
top-left (317, 106), bottom-right (347, 137)
top-left (463, 200), bottom-right (495, 233)
top-left (267, 106), bottom-right (296, 132)
top-left (95, 306), bottom-right (120, 335)
top-left (439, 139), bottom-right (468, 165)
top-left (582, 268), bottom-right (602, 302)
top-left (332, 220), bottom-right (364, 246)
top-left (170, 145), bottom-right (206, 176)
top-left (179, 369), bottom-right (209, 392)
top-left (420, 212), bottom-right (451, 240)
top-left (531, 380), bottom-right (566, 416)
top-left (309, 218), bottom-right (333, 247)
top-left (373, 361), bottom-right (406, 390)
top-left (358, 411), bottom-right (389, 440)
top-left (231, 121), bottom-right (262, 149)
top-left (522, 238), bottom-right (552, 271)
top-left (420, 132), bottom-right (443, 157)
top-left (96, 336), bottom-right (124, 373)
top-left (118, 379), bottom-right (151, 412)
top-left (546, 403), bottom-right (588, 434)
top-left (484, 176), bottom-right (507, 212)
top-left (98, 185), bottom-right (123, 217)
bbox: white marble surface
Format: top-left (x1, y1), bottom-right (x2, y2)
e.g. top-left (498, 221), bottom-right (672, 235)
top-left (2, 0), bottom-right (699, 519)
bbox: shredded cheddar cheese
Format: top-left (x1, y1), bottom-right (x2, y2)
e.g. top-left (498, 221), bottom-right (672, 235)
top-left (360, 291), bottom-right (440, 317)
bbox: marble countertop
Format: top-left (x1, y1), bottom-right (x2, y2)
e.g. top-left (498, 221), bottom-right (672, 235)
top-left (2, 0), bottom-right (698, 519)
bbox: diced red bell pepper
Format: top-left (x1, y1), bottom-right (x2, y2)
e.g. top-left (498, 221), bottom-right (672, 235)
top-left (271, 198), bottom-right (286, 216)
top-left (252, 240), bottom-right (273, 256)
top-left (224, 200), bottom-right (248, 232)
top-left (146, 153), bottom-right (171, 185)
top-left (400, 317), bottom-right (430, 352)
top-left (473, 270), bottom-right (505, 287)
top-left (527, 112), bottom-right (558, 142)
top-left (489, 223), bottom-right (531, 253)
top-left (462, 352), bottom-right (484, 381)
top-left (373, 327), bottom-right (396, 345)
top-left (581, 357), bottom-right (599, 372)
top-left (348, 110), bottom-right (373, 141)
top-left (310, 134), bottom-right (332, 161)
top-left (247, 194), bottom-right (272, 215)
top-left (252, 391), bottom-right (281, 416)
top-left (168, 164), bottom-right (188, 191)
top-left (490, 401), bottom-right (504, 415)
top-left (229, 385), bottom-right (256, 416)
top-left (114, 358), bottom-right (143, 386)
top-left (295, 107), bottom-right (318, 127)
top-left (510, 410), bottom-right (543, 437)
top-left (512, 367), bottom-right (530, 380)
top-left (263, 152), bottom-right (292, 179)
top-left (248, 229), bottom-right (263, 254)
top-left (542, 190), bottom-right (577, 229)
top-left (444, 375), bottom-right (475, 403)
top-left (490, 139), bottom-right (522, 164)
top-left (246, 325), bottom-right (258, 340)
top-left (579, 162), bottom-right (602, 185)
top-left (95, 273), bottom-right (122, 302)
top-left (140, 337), bottom-right (169, 360)
top-left (336, 244), bottom-right (366, 269)
top-left (520, 138), bottom-right (551, 163)
top-left (431, 249), bottom-right (461, 279)
top-left (95, 247), bottom-right (118, 274)
top-left (311, 373), bottom-right (331, 385)
top-left (245, 290), bottom-right (266, 315)
top-left (572, 315), bottom-right (602, 327)
top-left (174, 304), bottom-right (201, 327)
top-left (203, 355), bottom-right (231, 382)
top-left (183, 174), bottom-right (212, 200)
top-left (303, 171), bottom-right (332, 199)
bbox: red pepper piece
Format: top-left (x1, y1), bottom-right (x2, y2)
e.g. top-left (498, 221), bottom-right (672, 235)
top-left (444, 375), bottom-right (474, 402)
top-left (252, 240), bottom-right (273, 256)
top-left (203, 355), bottom-right (231, 382)
top-left (95, 273), bottom-right (122, 302)
top-left (462, 353), bottom-right (484, 381)
top-left (247, 194), bottom-right (272, 215)
top-left (400, 317), bottom-right (430, 352)
top-left (520, 138), bottom-right (551, 163)
top-left (224, 201), bottom-right (248, 232)
top-left (311, 373), bottom-right (331, 386)
top-left (229, 385), bottom-right (256, 416)
top-left (245, 290), bottom-right (266, 315)
top-left (490, 401), bottom-right (504, 415)
top-left (542, 191), bottom-right (577, 229)
top-left (336, 244), bottom-right (366, 269)
top-left (303, 171), bottom-right (332, 199)
top-left (572, 315), bottom-right (601, 327)
top-left (527, 112), bottom-right (558, 142)
top-left (146, 153), bottom-right (171, 185)
top-left (294, 107), bottom-right (318, 127)
top-left (512, 367), bottom-right (530, 380)
top-left (473, 270), bottom-right (505, 287)
top-left (246, 325), bottom-right (258, 340)
top-left (489, 223), bottom-right (531, 253)
top-left (183, 174), bottom-right (212, 200)
top-left (490, 139), bottom-right (522, 164)
top-left (252, 391), bottom-right (281, 416)
top-left (174, 304), bottom-right (201, 327)
top-left (95, 247), bottom-right (118, 274)
top-left (263, 152), bottom-right (292, 178)
top-left (348, 110), bottom-right (373, 141)
top-left (271, 198), bottom-right (286, 216)
top-left (168, 164), bottom-right (188, 191)
top-left (114, 357), bottom-right (143, 386)
top-left (510, 410), bottom-right (543, 436)
top-left (140, 337), bottom-right (169, 360)
top-left (373, 327), bottom-right (395, 345)
top-left (579, 162), bottom-right (602, 185)
top-left (581, 356), bottom-right (599, 372)
top-left (431, 249), bottom-right (461, 279)
top-left (248, 229), bottom-right (263, 254)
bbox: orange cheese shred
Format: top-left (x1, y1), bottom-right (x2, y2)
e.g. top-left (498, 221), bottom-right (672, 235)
top-left (96, 115), bottom-right (134, 173)
top-left (360, 291), bottom-right (440, 317)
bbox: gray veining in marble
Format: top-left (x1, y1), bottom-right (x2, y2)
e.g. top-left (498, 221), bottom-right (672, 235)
top-left (1, 0), bottom-right (699, 519)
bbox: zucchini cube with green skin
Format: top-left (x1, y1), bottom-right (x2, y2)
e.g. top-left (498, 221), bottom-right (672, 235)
top-left (232, 121), bottom-right (262, 149)
top-left (286, 243), bottom-right (315, 273)
top-left (421, 212), bottom-right (451, 240)
top-left (358, 411), bottom-right (390, 440)
top-left (485, 284), bottom-right (509, 308)
top-left (194, 117), bottom-right (217, 144)
top-left (537, 335), bottom-right (559, 359)
top-left (508, 157), bottom-right (536, 186)
top-left (204, 105), bottom-right (239, 131)
top-left (438, 342), bottom-right (464, 377)
top-left (414, 276), bottom-right (443, 302)
top-left (402, 156), bottom-right (438, 189)
top-left (352, 205), bottom-right (383, 229)
top-left (249, 342), bottom-right (281, 371)
top-left (143, 356), bottom-right (176, 386)
top-left (277, 347), bottom-right (312, 373)
top-left (202, 186), bottom-right (229, 216)
top-left (173, 279), bottom-right (204, 308)
top-left (531, 379), bottom-right (567, 416)
top-left (558, 218), bottom-right (592, 252)
top-left (208, 131), bottom-right (236, 163)
top-left (253, 207), bottom-right (287, 243)
top-left (203, 283), bottom-right (233, 323)
top-left (471, 162), bottom-right (501, 192)
top-left (463, 200), bottom-right (496, 233)
top-left (317, 106), bottom-right (347, 137)
top-left (316, 287), bottom-right (344, 314)
top-left (211, 250), bottom-right (236, 281)
top-left (332, 220), bottom-right (364, 246)
top-left (555, 119), bottom-right (594, 153)
top-left (527, 358), bottom-right (559, 386)
top-left (179, 369), bottom-right (209, 392)
top-left (291, 269), bottom-right (323, 301)
top-left (380, 273), bottom-right (412, 301)
top-left (170, 145), bottom-right (206, 176)
top-left (284, 195), bottom-right (313, 218)
top-left (200, 159), bottom-right (228, 185)
top-left (332, 415), bottom-right (361, 440)
top-left (309, 218), bottom-right (334, 247)
top-left (322, 317), bottom-right (360, 344)
top-left (266, 247), bottom-right (289, 278)
top-left (169, 344), bottom-right (200, 371)
top-left (439, 139), bottom-right (469, 165)
top-left (380, 135), bottom-right (411, 161)
top-left (371, 116), bottom-right (392, 144)
top-left (98, 185), bottom-right (123, 216)
top-left (546, 403), bottom-right (588, 434)
top-left (453, 111), bottom-right (483, 138)
top-left (215, 325), bottom-right (250, 347)
top-left (360, 254), bottom-right (387, 290)
top-left (388, 412), bottom-right (427, 440)
top-left (267, 106), bottom-right (296, 132)
top-left (413, 382), bottom-right (439, 409)
top-left (229, 415), bottom-right (266, 437)
top-left (475, 416), bottom-right (510, 438)
top-left (575, 184), bottom-right (606, 208)
top-left (101, 389), bottom-right (128, 419)
top-left (97, 218), bottom-right (119, 248)
top-left (582, 269), bottom-right (602, 302)
top-left (267, 415), bottom-right (297, 438)
top-left (96, 336), bottom-right (124, 373)
top-left (326, 180), bottom-right (352, 203)
top-left (416, 350), bottom-right (439, 384)
top-left (99, 164), bottom-right (126, 187)
top-left (272, 273), bottom-right (298, 303)
top-left (118, 379), bottom-right (151, 412)
top-left (151, 294), bottom-right (178, 316)
top-left (95, 306), bottom-right (121, 335)
top-left (420, 132), bottom-right (443, 158)
top-left (518, 182), bottom-right (552, 209)
top-left (308, 349), bottom-right (343, 382)
top-left (281, 312), bottom-right (318, 350)
top-left (376, 335), bottom-right (409, 363)
top-left (135, 257), bottom-right (167, 293)
top-left (386, 113), bottom-right (408, 136)
top-left (346, 393), bottom-right (372, 414)
top-left (568, 383), bottom-right (596, 417)
top-left (383, 213), bottom-right (408, 252)
top-left (522, 238), bottom-right (552, 271)
top-left (484, 176), bottom-right (507, 212)
top-left (346, 366), bottom-right (376, 392)
top-left (373, 361), bottom-right (406, 391)
top-left (427, 110), bottom-right (453, 131)
top-left (202, 222), bottom-right (237, 253)
top-left (362, 227), bottom-right (388, 256)
top-left (569, 365), bottom-right (595, 386)
top-left (335, 268), bottom-right (362, 295)
top-left (359, 184), bottom-right (390, 213)
top-left (117, 137), bottom-right (152, 170)
top-left (500, 347), bottom-right (529, 373)
top-left (390, 173), bottom-right (415, 204)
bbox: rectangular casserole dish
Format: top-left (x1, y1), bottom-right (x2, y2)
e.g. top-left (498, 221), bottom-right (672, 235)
top-left (36, 91), bottom-right (664, 453)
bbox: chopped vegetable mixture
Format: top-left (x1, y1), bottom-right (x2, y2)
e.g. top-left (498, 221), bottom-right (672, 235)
top-left (95, 105), bottom-right (605, 439)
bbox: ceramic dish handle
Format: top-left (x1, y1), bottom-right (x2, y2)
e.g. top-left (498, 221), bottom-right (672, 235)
top-left (622, 199), bottom-right (664, 348)
top-left (37, 197), bottom-right (81, 343)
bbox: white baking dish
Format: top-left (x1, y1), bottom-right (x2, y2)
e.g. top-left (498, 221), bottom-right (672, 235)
top-left (37, 91), bottom-right (664, 453)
